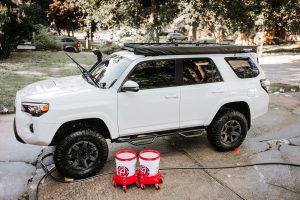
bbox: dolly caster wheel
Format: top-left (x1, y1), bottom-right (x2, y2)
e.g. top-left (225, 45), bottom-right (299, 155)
top-left (123, 186), bottom-right (127, 193)
top-left (155, 184), bottom-right (160, 190)
top-left (140, 184), bottom-right (146, 190)
top-left (113, 182), bottom-right (117, 188)
top-left (136, 182), bottom-right (140, 188)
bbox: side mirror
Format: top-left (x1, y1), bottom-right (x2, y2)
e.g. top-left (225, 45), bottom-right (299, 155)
top-left (121, 80), bottom-right (139, 92)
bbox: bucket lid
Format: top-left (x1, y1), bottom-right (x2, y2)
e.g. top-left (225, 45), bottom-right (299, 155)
top-left (115, 150), bottom-right (137, 161)
top-left (139, 150), bottom-right (160, 161)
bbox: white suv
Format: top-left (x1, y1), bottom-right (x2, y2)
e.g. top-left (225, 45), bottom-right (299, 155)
top-left (14, 43), bottom-right (269, 179)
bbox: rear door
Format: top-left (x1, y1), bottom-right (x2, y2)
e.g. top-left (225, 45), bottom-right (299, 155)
top-left (118, 59), bottom-right (180, 136)
top-left (179, 57), bottom-right (229, 128)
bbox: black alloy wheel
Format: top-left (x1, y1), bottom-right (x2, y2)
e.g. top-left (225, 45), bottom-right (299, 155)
top-left (207, 109), bottom-right (248, 151)
top-left (220, 120), bottom-right (241, 144)
top-left (67, 141), bottom-right (99, 170)
top-left (54, 129), bottom-right (108, 179)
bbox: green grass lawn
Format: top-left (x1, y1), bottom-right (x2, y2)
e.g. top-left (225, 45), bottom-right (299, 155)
top-left (0, 51), bottom-right (97, 111)
top-left (269, 82), bottom-right (300, 93)
top-left (263, 45), bottom-right (300, 54)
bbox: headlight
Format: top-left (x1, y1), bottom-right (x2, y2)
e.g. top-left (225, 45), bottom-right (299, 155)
top-left (21, 102), bottom-right (49, 117)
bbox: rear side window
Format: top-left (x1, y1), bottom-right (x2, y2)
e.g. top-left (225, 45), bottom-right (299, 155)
top-left (182, 58), bottom-right (223, 85)
top-left (61, 38), bottom-right (75, 42)
top-left (225, 57), bottom-right (259, 78)
top-left (128, 60), bottom-right (175, 90)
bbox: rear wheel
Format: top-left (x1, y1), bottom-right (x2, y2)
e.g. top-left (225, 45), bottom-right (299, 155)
top-left (207, 109), bottom-right (248, 151)
top-left (65, 47), bottom-right (76, 52)
top-left (54, 129), bottom-right (108, 179)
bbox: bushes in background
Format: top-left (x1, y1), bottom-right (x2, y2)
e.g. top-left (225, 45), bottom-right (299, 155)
top-left (35, 25), bottom-right (62, 51)
top-left (98, 43), bottom-right (121, 54)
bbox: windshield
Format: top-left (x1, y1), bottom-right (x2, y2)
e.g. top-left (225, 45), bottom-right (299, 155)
top-left (89, 54), bottom-right (131, 89)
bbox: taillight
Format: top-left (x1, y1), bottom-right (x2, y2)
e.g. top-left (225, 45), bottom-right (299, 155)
top-left (260, 79), bottom-right (270, 93)
top-left (76, 41), bottom-right (80, 47)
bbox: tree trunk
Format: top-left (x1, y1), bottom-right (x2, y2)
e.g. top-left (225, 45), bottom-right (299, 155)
top-left (86, 30), bottom-right (91, 50)
top-left (0, 36), bottom-right (11, 59)
top-left (192, 22), bottom-right (198, 41)
top-left (91, 28), bottom-right (94, 42)
top-left (57, 27), bottom-right (61, 36)
top-left (149, 0), bottom-right (159, 42)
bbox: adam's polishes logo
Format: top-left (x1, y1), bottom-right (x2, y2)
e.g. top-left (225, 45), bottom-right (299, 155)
top-left (139, 165), bottom-right (150, 176)
top-left (117, 166), bottom-right (129, 177)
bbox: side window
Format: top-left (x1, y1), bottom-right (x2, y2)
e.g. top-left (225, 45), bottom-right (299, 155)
top-left (182, 58), bottom-right (223, 85)
top-left (225, 57), bottom-right (260, 78)
top-left (128, 60), bottom-right (175, 89)
top-left (65, 38), bottom-right (75, 42)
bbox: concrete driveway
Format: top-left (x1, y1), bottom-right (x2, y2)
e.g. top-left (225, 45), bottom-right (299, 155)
top-left (1, 93), bottom-right (300, 200)
top-left (260, 54), bottom-right (300, 85)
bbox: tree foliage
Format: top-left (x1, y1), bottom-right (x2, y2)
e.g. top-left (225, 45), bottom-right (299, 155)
top-left (23, 0), bottom-right (52, 26)
top-left (182, 0), bottom-right (300, 41)
top-left (261, 0), bottom-right (300, 34)
top-left (0, 2), bottom-right (32, 58)
top-left (48, 0), bottom-right (84, 35)
top-left (72, 0), bottom-right (181, 42)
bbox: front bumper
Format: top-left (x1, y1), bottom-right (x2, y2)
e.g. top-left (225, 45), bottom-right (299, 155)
top-left (14, 93), bottom-right (61, 146)
top-left (13, 118), bottom-right (25, 144)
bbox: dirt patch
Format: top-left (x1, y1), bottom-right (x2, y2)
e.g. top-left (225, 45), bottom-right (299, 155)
top-left (13, 71), bottom-right (45, 76)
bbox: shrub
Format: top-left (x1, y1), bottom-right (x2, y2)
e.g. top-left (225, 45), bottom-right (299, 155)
top-left (34, 25), bottom-right (62, 51)
top-left (99, 43), bottom-right (121, 54)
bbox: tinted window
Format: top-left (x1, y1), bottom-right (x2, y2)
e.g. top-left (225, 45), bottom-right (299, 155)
top-left (182, 58), bottom-right (222, 85)
top-left (225, 57), bottom-right (259, 78)
top-left (66, 38), bottom-right (74, 42)
top-left (128, 60), bottom-right (175, 89)
top-left (61, 38), bottom-right (75, 42)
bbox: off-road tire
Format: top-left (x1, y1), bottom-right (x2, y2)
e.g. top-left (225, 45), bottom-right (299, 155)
top-left (54, 129), bottom-right (108, 179)
top-left (207, 109), bottom-right (248, 151)
top-left (65, 47), bottom-right (76, 52)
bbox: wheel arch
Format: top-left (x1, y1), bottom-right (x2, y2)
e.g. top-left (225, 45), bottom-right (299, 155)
top-left (64, 45), bottom-right (77, 52)
top-left (210, 101), bottom-right (251, 130)
top-left (50, 118), bottom-right (111, 146)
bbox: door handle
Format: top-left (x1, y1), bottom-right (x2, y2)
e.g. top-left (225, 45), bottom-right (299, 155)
top-left (211, 91), bottom-right (224, 94)
top-left (165, 95), bottom-right (178, 99)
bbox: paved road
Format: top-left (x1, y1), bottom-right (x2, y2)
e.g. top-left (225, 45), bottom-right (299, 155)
top-left (0, 115), bottom-right (43, 200)
top-left (260, 54), bottom-right (300, 85)
top-left (1, 93), bottom-right (300, 200)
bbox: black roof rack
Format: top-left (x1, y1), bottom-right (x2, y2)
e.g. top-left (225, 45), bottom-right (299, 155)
top-left (122, 43), bottom-right (257, 56)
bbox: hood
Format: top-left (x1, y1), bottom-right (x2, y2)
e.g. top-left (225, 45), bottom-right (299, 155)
top-left (19, 75), bottom-right (94, 101)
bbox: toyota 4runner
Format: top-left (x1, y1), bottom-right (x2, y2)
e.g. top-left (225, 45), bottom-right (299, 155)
top-left (14, 43), bottom-right (269, 178)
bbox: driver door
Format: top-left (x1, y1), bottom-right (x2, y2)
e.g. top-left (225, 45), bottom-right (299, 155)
top-left (117, 59), bottom-right (180, 136)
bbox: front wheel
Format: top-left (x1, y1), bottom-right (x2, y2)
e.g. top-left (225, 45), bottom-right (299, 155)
top-left (54, 129), bottom-right (108, 179)
top-left (207, 109), bottom-right (248, 151)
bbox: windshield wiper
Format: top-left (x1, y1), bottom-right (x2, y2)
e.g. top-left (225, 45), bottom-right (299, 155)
top-left (109, 79), bottom-right (118, 88)
top-left (65, 53), bottom-right (99, 87)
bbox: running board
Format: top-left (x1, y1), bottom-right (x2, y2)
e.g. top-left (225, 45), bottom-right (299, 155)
top-left (112, 127), bottom-right (206, 146)
top-left (178, 129), bottom-right (206, 138)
